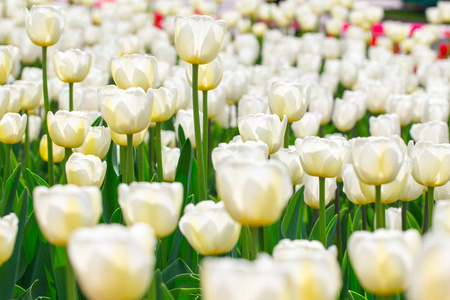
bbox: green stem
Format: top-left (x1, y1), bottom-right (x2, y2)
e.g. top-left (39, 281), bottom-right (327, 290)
top-left (120, 145), bottom-right (127, 183)
top-left (160, 237), bottom-right (168, 269)
top-left (319, 177), bottom-right (326, 246)
top-left (64, 248), bottom-right (78, 300)
top-left (361, 204), bottom-right (367, 230)
top-left (42, 46), bottom-right (54, 185)
top-left (375, 185), bottom-right (385, 228)
top-left (155, 122), bottom-right (163, 182)
top-left (138, 142), bottom-right (144, 181)
top-left (284, 123), bottom-right (290, 148)
top-left (148, 128), bottom-right (153, 178)
top-left (69, 82), bottom-right (74, 111)
top-left (334, 182), bottom-right (342, 262)
top-left (202, 90), bottom-right (208, 192)
top-left (62, 147), bottom-right (71, 184)
top-left (401, 201), bottom-right (408, 231)
top-left (241, 227), bottom-right (250, 260)
top-left (428, 186), bottom-right (434, 229)
top-left (249, 226), bottom-right (259, 261)
top-left (191, 64), bottom-right (206, 200)
top-left (24, 112), bottom-right (30, 171)
top-left (3, 143), bottom-right (11, 182)
top-left (126, 134), bottom-right (133, 184)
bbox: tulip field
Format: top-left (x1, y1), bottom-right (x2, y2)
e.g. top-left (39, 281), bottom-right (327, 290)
top-left (1, 0), bottom-right (450, 299)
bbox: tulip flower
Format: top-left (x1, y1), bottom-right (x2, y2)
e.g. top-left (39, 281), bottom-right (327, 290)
top-left (47, 110), bottom-right (89, 149)
top-left (110, 129), bottom-right (147, 147)
top-left (385, 94), bottom-right (414, 127)
top-left (331, 99), bottom-right (358, 133)
top-left (174, 109), bottom-right (203, 148)
top-left (74, 126), bottom-right (111, 159)
top-left (222, 71), bottom-right (248, 106)
top-left (212, 140), bottom-right (268, 171)
top-left (33, 184), bottom-right (102, 247)
top-left (270, 147), bottom-right (304, 186)
top-left (0, 46), bottom-right (12, 85)
top-left (432, 201), bottom-right (450, 235)
top-left (409, 140), bottom-right (450, 230)
top-left (348, 229), bottom-right (420, 296)
top-left (369, 114), bottom-right (401, 137)
top-left (273, 239), bottom-right (342, 300)
top-left (238, 113), bottom-right (287, 154)
top-left (291, 112), bottom-right (321, 138)
top-left (68, 223), bottom-right (156, 300)
top-left (351, 136), bottom-right (406, 228)
top-left (163, 77), bottom-right (191, 112)
top-left (0, 112), bottom-right (27, 180)
top-left (39, 134), bottom-right (65, 163)
top-left (0, 213), bottom-right (18, 266)
top-left (435, 181), bottom-right (450, 202)
top-left (201, 255), bottom-right (294, 300)
top-left (3, 85), bottom-right (24, 114)
top-left (238, 95), bottom-right (270, 119)
top-left (161, 147), bottom-right (180, 182)
top-left (410, 121), bottom-right (449, 144)
top-left (66, 153), bottom-right (107, 188)
top-left (111, 54), bottom-right (158, 91)
top-left (384, 207), bottom-right (402, 230)
top-left (179, 201), bottom-right (241, 256)
top-left (308, 90), bottom-right (334, 127)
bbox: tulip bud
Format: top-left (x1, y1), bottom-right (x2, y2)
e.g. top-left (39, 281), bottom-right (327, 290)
top-left (119, 182), bottom-right (183, 238)
top-left (174, 15), bottom-right (227, 65)
top-left (0, 112), bottom-right (27, 144)
top-left (432, 201), bottom-right (450, 235)
top-left (199, 86), bottom-right (226, 119)
top-left (271, 147), bottom-right (304, 186)
top-left (291, 112), bottom-right (321, 138)
top-left (0, 46), bottom-right (13, 85)
top-left (161, 146), bottom-right (180, 182)
top-left (53, 49), bottom-right (92, 83)
top-left (186, 54), bottom-right (224, 91)
top-left (0, 213), bottom-right (18, 266)
top-left (47, 110), bottom-right (89, 148)
top-left (3, 85), bottom-right (24, 114)
top-left (348, 229), bottom-right (421, 296)
top-left (410, 121), bottom-right (449, 144)
top-left (222, 71), bottom-right (248, 105)
top-left (268, 82), bottom-right (310, 123)
top-left (22, 115), bottom-right (42, 144)
top-left (74, 126), bottom-right (111, 159)
top-left (15, 80), bottom-right (42, 111)
top-left (111, 54), bottom-right (157, 91)
top-left (66, 153), bottom-right (107, 188)
top-left (25, 5), bottom-right (65, 47)
top-left (332, 99), bottom-right (358, 133)
top-left (342, 164), bottom-right (372, 205)
top-left (39, 134), bottom-right (65, 163)
top-left (409, 140), bottom-right (450, 187)
top-left (179, 201), bottom-right (241, 256)
top-left (342, 90), bottom-right (368, 121)
top-left (385, 94), bottom-right (414, 127)
top-left (110, 128), bottom-right (147, 147)
top-left (149, 87), bottom-right (178, 123)
top-left (308, 90), bottom-right (334, 125)
top-left (421, 99), bottom-right (449, 123)
top-left (68, 223), bottom-right (156, 300)
top-left (369, 114), bottom-right (401, 137)
top-left (163, 77), bottom-right (190, 112)
top-left (303, 174), bottom-right (337, 209)
top-left (384, 207), bottom-right (402, 230)
top-left (33, 184), bottom-right (102, 246)
top-left (384, 21), bottom-right (408, 43)
top-left (340, 60), bottom-right (358, 89)
top-left (216, 160), bottom-right (292, 226)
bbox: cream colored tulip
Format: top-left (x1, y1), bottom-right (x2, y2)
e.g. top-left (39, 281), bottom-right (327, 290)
top-left (119, 182), bottom-right (183, 238)
top-left (74, 126), bottom-right (111, 159)
top-left (342, 164), bottom-right (372, 205)
top-left (3, 85), bottom-right (24, 114)
top-left (110, 128), bottom-right (147, 147)
top-left (238, 113), bottom-right (287, 154)
top-left (53, 49), bottom-right (92, 83)
top-left (273, 239), bottom-right (342, 300)
top-left (0, 87), bottom-right (10, 120)
top-left (237, 95), bottom-right (270, 118)
top-left (384, 21), bottom-right (408, 43)
top-left (66, 153), bottom-right (107, 188)
top-left (33, 184), bottom-right (102, 246)
top-left (22, 115), bottom-right (42, 144)
top-left (291, 112), bottom-right (321, 138)
top-left (385, 95), bottom-right (414, 127)
top-left (212, 140), bottom-right (269, 171)
top-left (174, 109), bottom-right (202, 148)
top-left (216, 160), bottom-right (292, 226)
top-left (111, 54), bottom-right (157, 91)
top-left (340, 60), bottom-right (358, 88)
top-left (163, 77), bottom-right (191, 112)
top-left (342, 90), bottom-right (368, 121)
top-left (199, 86), bottom-right (226, 119)
top-left (0, 46), bottom-right (13, 85)
top-left (47, 110), bottom-right (89, 148)
top-left (297, 136), bottom-right (349, 178)
top-left (149, 87), bottom-right (178, 123)
top-left (39, 134), bottom-right (65, 163)
top-left (186, 54), bottom-right (223, 91)
top-left (303, 174), bottom-right (337, 209)
top-left (332, 99), bottom-right (358, 133)
top-left (308, 92), bottom-right (334, 125)
top-left (432, 201), bottom-right (450, 234)
top-left (410, 121), bottom-right (449, 144)
top-left (348, 229), bottom-right (421, 296)
top-left (160, 146), bottom-right (179, 182)
top-left (409, 140), bottom-right (450, 187)
top-left (100, 87), bottom-right (153, 135)
top-left (435, 181), bottom-right (450, 201)
top-left (351, 136), bottom-right (405, 185)
top-left (222, 70), bottom-right (248, 105)
top-left (179, 201), bottom-right (241, 256)
top-left (0, 213), bottom-right (18, 266)
top-left (268, 82), bottom-right (310, 123)
top-left (384, 207), bottom-right (402, 230)
top-left (271, 147), bottom-right (304, 186)
top-left (201, 255), bottom-right (294, 300)
top-left (369, 114), bottom-right (401, 137)
top-left (25, 5), bottom-right (65, 47)
top-left (174, 15), bottom-right (227, 65)
top-left (15, 80), bottom-right (42, 111)
top-left (0, 113), bottom-right (27, 144)
top-left (68, 223), bottom-right (156, 300)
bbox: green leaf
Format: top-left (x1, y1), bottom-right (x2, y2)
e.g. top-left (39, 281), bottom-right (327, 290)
top-left (0, 188), bottom-right (29, 300)
top-left (90, 116), bottom-right (103, 127)
top-left (109, 207), bottom-right (122, 224)
top-left (326, 214), bottom-right (338, 247)
top-left (352, 206), bottom-right (361, 232)
top-left (25, 169), bottom-right (50, 189)
top-left (12, 285), bottom-right (26, 299)
top-left (16, 280), bottom-right (39, 300)
top-left (175, 139), bottom-right (193, 205)
top-left (309, 205), bottom-right (335, 241)
top-left (281, 187), bottom-right (304, 239)
top-left (406, 211), bottom-right (422, 234)
top-left (348, 290), bottom-right (368, 300)
top-left (22, 212), bottom-right (39, 266)
top-left (162, 259), bottom-right (193, 284)
top-left (177, 125), bottom-right (186, 147)
top-left (102, 142), bottom-right (119, 223)
top-left (1, 163), bottom-right (22, 216)
top-left (169, 287), bottom-right (201, 300)
top-left (165, 273), bottom-right (200, 290)
top-left (161, 283), bottom-right (176, 300)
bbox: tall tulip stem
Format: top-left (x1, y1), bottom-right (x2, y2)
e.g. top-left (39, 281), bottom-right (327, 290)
top-left (361, 204), bottom-right (367, 230)
top-left (24, 112), bottom-right (30, 171)
top-left (126, 134), bottom-right (134, 184)
top-left (155, 122), bottom-right (163, 182)
top-left (249, 226), bottom-right (259, 261)
top-left (138, 142), bottom-right (145, 181)
top-left (284, 124), bottom-right (290, 148)
top-left (42, 46), bottom-right (54, 185)
top-left (68, 82), bottom-right (74, 111)
top-left (401, 201), bottom-right (407, 231)
top-left (3, 143), bottom-right (11, 182)
top-left (428, 187), bottom-right (434, 229)
top-left (191, 64), bottom-right (207, 200)
top-left (375, 185), bottom-right (385, 228)
top-left (120, 145), bottom-right (127, 183)
top-left (62, 148), bottom-right (71, 184)
top-left (63, 248), bottom-right (78, 300)
top-left (319, 177), bottom-right (326, 246)
top-left (202, 90), bottom-right (209, 189)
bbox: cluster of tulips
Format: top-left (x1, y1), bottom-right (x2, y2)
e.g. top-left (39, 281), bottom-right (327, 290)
top-left (0, 0), bottom-right (449, 299)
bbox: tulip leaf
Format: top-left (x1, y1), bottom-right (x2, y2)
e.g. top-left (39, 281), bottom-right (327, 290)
top-left (281, 187), bottom-right (304, 239)
top-left (109, 207), bottom-right (123, 224)
top-left (169, 287), bottom-right (202, 300)
top-left (25, 169), bottom-right (50, 189)
top-left (352, 206), bottom-right (361, 232)
top-left (162, 259), bottom-right (194, 284)
top-left (102, 142), bottom-right (120, 223)
top-left (16, 280), bottom-right (39, 300)
top-left (161, 283), bottom-right (176, 300)
top-left (0, 188), bottom-right (29, 300)
top-left (175, 139), bottom-right (193, 205)
top-left (22, 212), bottom-right (39, 266)
top-left (13, 285), bottom-right (26, 299)
top-left (165, 273), bottom-right (200, 290)
top-left (177, 125), bottom-right (186, 148)
top-left (406, 211), bottom-right (422, 234)
top-left (326, 214), bottom-right (338, 248)
top-left (308, 205), bottom-right (336, 242)
top-left (1, 163), bottom-right (22, 216)
top-left (348, 290), bottom-right (367, 300)
top-left (90, 116), bottom-right (102, 127)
